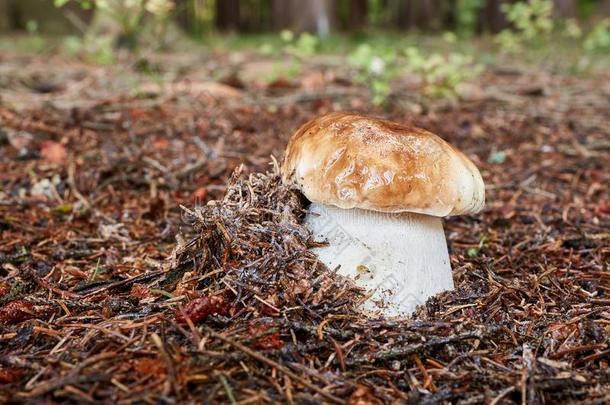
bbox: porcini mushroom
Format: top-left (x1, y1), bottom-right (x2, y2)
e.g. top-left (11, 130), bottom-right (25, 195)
top-left (281, 112), bottom-right (485, 316)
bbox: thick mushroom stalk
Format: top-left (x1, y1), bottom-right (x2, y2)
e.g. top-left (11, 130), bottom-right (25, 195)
top-left (306, 203), bottom-right (452, 317)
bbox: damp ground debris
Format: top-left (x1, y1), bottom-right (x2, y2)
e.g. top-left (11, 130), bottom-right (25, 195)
top-left (0, 52), bottom-right (609, 404)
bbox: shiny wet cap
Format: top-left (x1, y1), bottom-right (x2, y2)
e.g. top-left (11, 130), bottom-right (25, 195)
top-left (281, 112), bottom-right (485, 217)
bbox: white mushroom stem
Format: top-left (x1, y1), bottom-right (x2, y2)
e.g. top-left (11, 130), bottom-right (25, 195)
top-left (306, 202), bottom-right (454, 317)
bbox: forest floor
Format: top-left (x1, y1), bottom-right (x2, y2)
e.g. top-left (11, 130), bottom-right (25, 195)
top-left (0, 44), bottom-right (609, 404)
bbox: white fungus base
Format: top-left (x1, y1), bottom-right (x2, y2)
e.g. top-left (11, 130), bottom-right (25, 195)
top-left (306, 203), bottom-right (454, 317)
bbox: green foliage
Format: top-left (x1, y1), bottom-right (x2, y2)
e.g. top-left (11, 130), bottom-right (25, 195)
top-left (55, 0), bottom-right (92, 7)
top-left (578, 0), bottom-right (600, 18)
top-left (456, 0), bottom-right (484, 37)
top-left (264, 61), bottom-right (301, 83)
top-left (62, 35), bottom-right (84, 55)
top-left (61, 34), bottom-right (115, 64)
top-left (25, 20), bottom-right (39, 34)
top-left (494, 30), bottom-right (522, 53)
top-left (348, 44), bottom-right (398, 105)
top-left (404, 47), bottom-right (483, 99)
top-left (55, 0), bottom-right (176, 51)
top-left (496, 0), bottom-right (554, 52)
top-left (8, 20), bottom-right (48, 53)
top-left (584, 19), bottom-right (610, 53)
top-left (280, 30), bottom-right (319, 59)
top-left (467, 247), bottom-right (480, 258)
top-left (259, 30), bottom-right (320, 85)
top-left (488, 150), bottom-right (507, 164)
top-left (562, 18), bottom-right (582, 39)
top-left (467, 235), bottom-right (488, 258)
top-left (503, 0), bottom-right (553, 40)
top-left (260, 30), bottom-right (320, 59)
top-left (495, 0), bottom-right (608, 58)
top-left (368, 0), bottom-right (392, 26)
top-left (442, 31), bottom-right (458, 44)
top-left (53, 203), bottom-right (74, 215)
top-left (348, 43), bottom-right (483, 105)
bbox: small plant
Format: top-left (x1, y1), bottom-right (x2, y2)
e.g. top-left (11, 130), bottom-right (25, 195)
top-left (264, 62), bottom-right (301, 84)
top-left (347, 44), bottom-right (399, 105)
top-left (25, 20), bottom-right (39, 34)
top-left (494, 30), bottom-right (523, 53)
top-left (467, 234), bottom-right (488, 258)
top-left (280, 30), bottom-right (319, 59)
top-left (503, 0), bottom-right (553, 40)
top-left (584, 19), bottom-right (610, 53)
top-left (348, 44), bottom-right (483, 105)
top-left (18, 19), bottom-right (48, 53)
top-left (496, 0), bottom-right (554, 52)
top-left (55, 0), bottom-right (175, 51)
top-left (145, 0), bottom-right (177, 49)
top-left (260, 30), bottom-right (320, 86)
top-left (562, 18), bottom-right (582, 39)
top-left (404, 47), bottom-right (483, 99)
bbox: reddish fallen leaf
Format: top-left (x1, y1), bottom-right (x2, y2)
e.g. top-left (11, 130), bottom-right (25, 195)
top-left (129, 108), bottom-right (147, 122)
top-left (40, 140), bottom-right (67, 164)
top-left (0, 281), bottom-right (10, 299)
top-left (347, 385), bottom-right (384, 405)
top-left (130, 284), bottom-right (152, 299)
top-left (549, 322), bottom-right (579, 341)
top-left (132, 357), bottom-right (166, 376)
top-left (0, 300), bottom-right (35, 325)
top-left (192, 187), bottom-right (208, 203)
top-left (248, 322), bottom-right (283, 350)
top-left (587, 169), bottom-right (603, 181)
top-left (175, 295), bottom-right (228, 324)
top-left (267, 77), bottom-right (297, 90)
top-left (197, 120), bottom-right (210, 137)
top-left (0, 367), bottom-right (25, 384)
top-left (596, 200), bottom-right (610, 215)
top-left (152, 138), bottom-right (169, 150)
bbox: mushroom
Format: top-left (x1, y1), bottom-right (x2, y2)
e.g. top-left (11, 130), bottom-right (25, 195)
top-left (281, 112), bottom-right (485, 317)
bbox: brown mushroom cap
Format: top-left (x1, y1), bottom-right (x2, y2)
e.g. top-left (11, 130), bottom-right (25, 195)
top-left (281, 112), bottom-right (485, 216)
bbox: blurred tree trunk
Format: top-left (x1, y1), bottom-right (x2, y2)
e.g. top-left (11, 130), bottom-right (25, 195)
top-left (271, 0), bottom-right (333, 36)
top-left (0, 0), bottom-right (15, 31)
top-left (599, 0), bottom-right (610, 17)
top-left (443, 0), bottom-right (457, 31)
top-left (0, 0), bottom-right (93, 34)
top-left (396, 0), bottom-right (411, 29)
top-left (347, 0), bottom-right (368, 30)
top-left (216, 0), bottom-right (240, 31)
top-left (395, 0), bottom-right (443, 30)
top-left (422, 0), bottom-right (442, 30)
top-left (271, 0), bottom-right (291, 30)
top-left (553, 0), bottom-right (577, 18)
top-left (307, 0), bottom-right (331, 36)
top-left (481, 0), bottom-right (509, 33)
top-left (173, 0), bottom-right (191, 32)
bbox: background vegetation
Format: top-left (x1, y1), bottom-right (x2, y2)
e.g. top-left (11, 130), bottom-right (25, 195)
top-left (1, 0), bottom-right (608, 107)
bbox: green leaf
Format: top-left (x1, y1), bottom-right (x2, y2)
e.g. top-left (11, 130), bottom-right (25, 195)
top-left (54, 203), bottom-right (73, 215)
top-left (88, 258), bottom-right (102, 282)
top-left (467, 247), bottom-right (479, 258)
top-left (488, 150), bottom-right (507, 164)
top-left (280, 30), bottom-right (294, 43)
top-left (25, 20), bottom-right (38, 34)
top-left (150, 289), bottom-right (174, 299)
